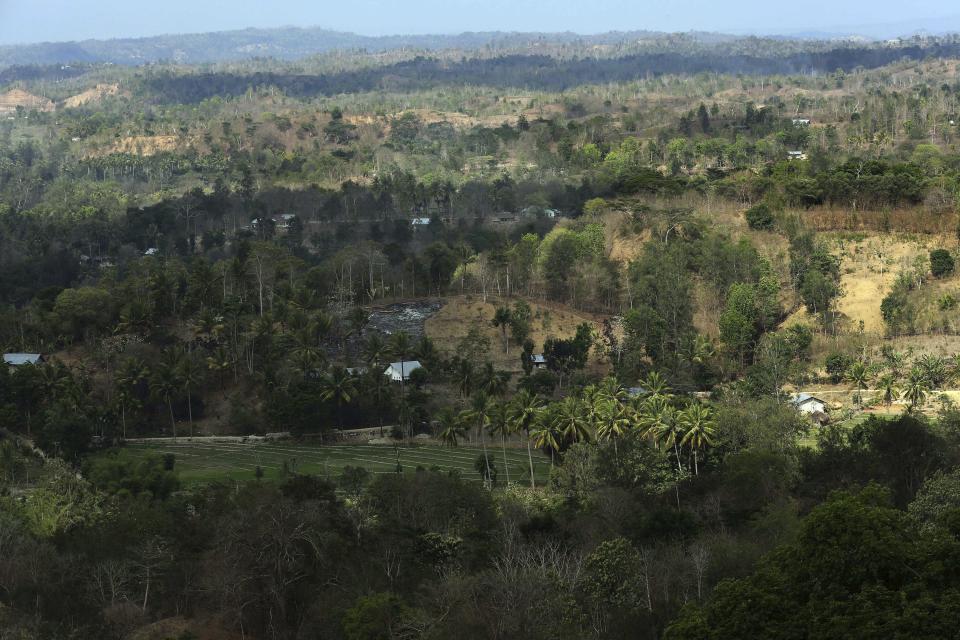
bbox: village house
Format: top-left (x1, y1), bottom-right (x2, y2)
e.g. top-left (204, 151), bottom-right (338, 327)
top-left (530, 354), bottom-right (547, 370)
top-left (787, 150), bottom-right (808, 161)
top-left (384, 360), bottom-right (422, 381)
top-left (791, 393), bottom-right (827, 414)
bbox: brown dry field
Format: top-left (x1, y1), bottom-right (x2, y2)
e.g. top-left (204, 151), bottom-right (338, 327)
top-left (425, 294), bottom-right (609, 373)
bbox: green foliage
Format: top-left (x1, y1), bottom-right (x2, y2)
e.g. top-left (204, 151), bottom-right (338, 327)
top-left (744, 203), bottom-right (774, 230)
top-left (930, 249), bottom-right (956, 278)
top-left (83, 453), bottom-right (180, 500)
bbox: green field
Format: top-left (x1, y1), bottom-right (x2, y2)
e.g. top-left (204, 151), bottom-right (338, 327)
top-left (110, 440), bottom-right (552, 485)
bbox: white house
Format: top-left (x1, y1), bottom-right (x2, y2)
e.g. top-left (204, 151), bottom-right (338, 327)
top-left (792, 118), bottom-right (811, 126)
top-left (411, 217), bottom-right (432, 228)
top-left (3, 353), bottom-right (44, 367)
top-left (791, 393), bottom-right (827, 415)
top-left (787, 150), bottom-right (808, 161)
top-left (384, 360), bottom-right (422, 382)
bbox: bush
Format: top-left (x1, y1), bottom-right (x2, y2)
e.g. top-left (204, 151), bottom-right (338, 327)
top-left (930, 249), bottom-right (955, 278)
top-left (745, 203), bottom-right (775, 230)
top-left (824, 352), bottom-right (852, 384)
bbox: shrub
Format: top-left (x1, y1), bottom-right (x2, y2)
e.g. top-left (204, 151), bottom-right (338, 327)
top-left (930, 249), bottom-right (955, 278)
top-left (745, 203), bottom-right (775, 230)
top-left (824, 352), bottom-right (852, 384)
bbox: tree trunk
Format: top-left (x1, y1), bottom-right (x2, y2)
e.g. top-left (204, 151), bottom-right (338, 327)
top-left (526, 435), bottom-right (536, 488)
top-left (168, 398), bottom-right (176, 442)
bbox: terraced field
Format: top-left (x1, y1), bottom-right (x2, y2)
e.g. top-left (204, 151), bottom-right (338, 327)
top-left (109, 440), bottom-right (551, 485)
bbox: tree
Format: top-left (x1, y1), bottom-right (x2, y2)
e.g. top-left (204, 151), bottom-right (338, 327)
top-left (437, 408), bottom-right (467, 447)
top-left (876, 374), bottom-right (898, 410)
top-left (178, 352), bottom-right (205, 437)
top-left (487, 401), bottom-right (513, 485)
top-left (320, 366), bottom-right (357, 432)
top-left (511, 390), bottom-right (544, 487)
top-left (902, 366), bottom-right (930, 411)
top-left (151, 352), bottom-right (183, 440)
top-left (745, 203), bottom-right (774, 230)
top-left (845, 361), bottom-right (871, 409)
top-left (678, 404), bottom-right (715, 475)
top-left (492, 306), bottom-right (512, 354)
top-left (930, 249), bottom-right (955, 278)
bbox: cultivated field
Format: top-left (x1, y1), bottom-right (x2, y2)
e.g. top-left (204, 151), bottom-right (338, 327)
top-left (109, 440), bottom-right (551, 485)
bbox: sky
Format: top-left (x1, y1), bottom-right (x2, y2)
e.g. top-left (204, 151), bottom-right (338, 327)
top-left (0, 0), bottom-right (959, 45)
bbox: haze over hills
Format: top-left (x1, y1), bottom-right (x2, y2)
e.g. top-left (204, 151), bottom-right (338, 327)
top-left (1, 23), bottom-right (959, 68)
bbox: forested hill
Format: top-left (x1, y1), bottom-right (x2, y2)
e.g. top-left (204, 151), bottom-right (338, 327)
top-left (0, 27), bottom-right (641, 67)
top-left (136, 41), bottom-right (960, 103)
top-left (2, 24), bottom-right (959, 71)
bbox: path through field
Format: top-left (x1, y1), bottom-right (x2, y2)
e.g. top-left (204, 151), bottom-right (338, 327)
top-left (114, 441), bottom-right (551, 485)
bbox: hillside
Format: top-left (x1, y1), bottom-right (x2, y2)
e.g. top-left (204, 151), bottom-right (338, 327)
top-left (0, 87), bottom-right (54, 114)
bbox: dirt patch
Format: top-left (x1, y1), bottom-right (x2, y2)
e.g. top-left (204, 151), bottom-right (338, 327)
top-left (367, 300), bottom-right (443, 338)
top-left (0, 88), bottom-right (54, 114)
top-left (96, 135), bottom-right (185, 157)
top-left (425, 295), bottom-right (609, 373)
top-left (63, 83), bottom-right (122, 108)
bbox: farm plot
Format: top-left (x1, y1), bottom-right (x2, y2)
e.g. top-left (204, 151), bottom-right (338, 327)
top-left (113, 440), bottom-right (551, 485)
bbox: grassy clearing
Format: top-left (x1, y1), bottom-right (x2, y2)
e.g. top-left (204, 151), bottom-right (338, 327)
top-left (105, 441), bottom-right (552, 485)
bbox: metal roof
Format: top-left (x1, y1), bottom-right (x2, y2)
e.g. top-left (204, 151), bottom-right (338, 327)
top-left (3, 353), bottom-right (42, 366)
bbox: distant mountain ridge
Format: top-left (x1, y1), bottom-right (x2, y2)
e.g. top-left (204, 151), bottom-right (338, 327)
top-left (0, 27), bottom-right (661, 67)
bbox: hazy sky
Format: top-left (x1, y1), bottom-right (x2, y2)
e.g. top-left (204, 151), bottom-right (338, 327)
top-left (0, 0), bottom-right (958, 45)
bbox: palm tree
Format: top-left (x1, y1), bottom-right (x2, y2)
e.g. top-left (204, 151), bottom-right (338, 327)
top-left (595, 398), bottom-right (632, 460)
top-left (641, 371), bottom-right (670, 398)
top-left (510, 390), bottom-right (544, 488)
top-left (468, 392), bottom-right (493, 482)
top-left (876, 373), bottom-right (898, 411)
top-left (845, 361), bottom-right (871, 409)
top-left (902, 366), bottom-right (930, 412)
top-left (553, 396), bottom-right (591, 446)
top-left (492, 306), bottom-right (512, 354)
top-left (642, 396), bottom-right (682, 471)
top-left (530, 424), bottom-right (561, 469)
top-left (454, 357), bottom-right (475, 399)
top-left (487, 401), bottom-right (513, 485)
top-left (178, 352), bottom-right (205, 437)
top-left (151, 355), bottom-right (183, 441)
top-left (320, 366), bottom-right (358, 433)
top-left (436, 408), bottom-right (466, 447)
top-left (678, 404), bottom-right (715, 476)
top-left (363, 332), bottom-right (389, 368)
top-left (115, 358), bottom-right (148, 440)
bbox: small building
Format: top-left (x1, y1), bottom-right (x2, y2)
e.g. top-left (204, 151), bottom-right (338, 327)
top-left (3, 353), bottom-right (44, 367)
top-left (384, 360), bottom-right (422, 382)
top-left (787, 150), bottom-right (808, 161)
top-left (791, 393), bottom-right (827, 416)
top-left (272, 213), bottom-right (298, 231)
top-left (530, 354), bottom-right (547, 370)
top-left (792, 118), bottom-right (811, 126)
top-left (144, 248), bottom-right (159, 256)
top-left (411, 217), bottom-right (432, 228)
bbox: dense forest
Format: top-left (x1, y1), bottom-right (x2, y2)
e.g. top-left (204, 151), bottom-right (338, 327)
top-left (3, 27), bottom-right (960, 640)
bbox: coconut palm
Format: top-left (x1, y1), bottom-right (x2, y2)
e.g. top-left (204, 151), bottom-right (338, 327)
top-left (641, 371), bottom-right (670, 398)
top-left (596, 398), bottom-right (633, 460)
top-left (845, 361), bottom-right (872, 409)
top-left (319, 366), bottom-right (357, 432)
top-left (876, 373), bottom-right (898, 411)
top-left (115, 358), bottom-right (148, 440)
top-left (363, 332), bottom-right (389, 368)
top-left (510, 390), bottom-right (544, 487)
top-left (151, 354), bottom-right (183, 441)
top-left (178, 352), bottom-right (205, 437)
top-left (487, 402), bottom-right (513, 484)
top-left (642, 396), bottom-right (682, 471)
top-left (467, 392), bottom-right (493, 481)
top-left (553, 396), bottom-right (591, 446)
top-left (436, 408), bottom-right (466, 447)
top-left (901, 366), bottom-right (931, 412)
top-left (678, 404), bottom-right (715, 475)
top-left (530, 424), bottom-right (561, 468)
